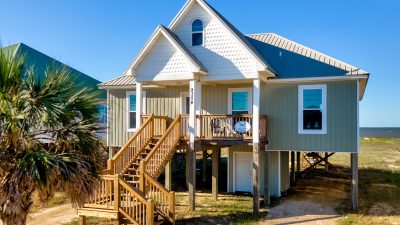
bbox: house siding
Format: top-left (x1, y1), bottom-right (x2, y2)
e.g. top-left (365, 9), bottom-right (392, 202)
top-left (265, 80), bottom-right (358, 152)
top-left (136, 36), bottom-right (193, 81)
top-left (172, 2), bottom-right (260, 80)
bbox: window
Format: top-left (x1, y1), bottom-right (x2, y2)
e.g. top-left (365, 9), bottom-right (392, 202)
top-left (298, 84), bottom-right (327, 134)
top-left (228, 88), bottom-right (252, 114)
top-left (127, 91), bottom-right (146, 132)
top-left (128, 93), bottom-right (136, 131)
top-left (192, 19), bottom-right (203, 46)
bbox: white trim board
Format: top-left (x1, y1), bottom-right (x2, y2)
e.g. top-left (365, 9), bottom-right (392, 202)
top-left (298, 84), bottom-right (327, 135)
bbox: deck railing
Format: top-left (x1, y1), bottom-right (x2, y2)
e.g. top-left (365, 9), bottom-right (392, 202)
top-left (181, 114), bottom-right (268, 141)
top-left (83, 175), bottom-right (155, 225)
top-left (140, 168), bottom-right (175, 224)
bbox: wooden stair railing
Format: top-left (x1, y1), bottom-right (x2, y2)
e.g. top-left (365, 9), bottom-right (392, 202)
top-left (139, 163), bottom-right (175, 224)
top-left (143, 115), bottom-right (182, 178)
top-left (81, 175), bottom-right (155, 225)
top-left (106, 115), bottom-right (168, 175)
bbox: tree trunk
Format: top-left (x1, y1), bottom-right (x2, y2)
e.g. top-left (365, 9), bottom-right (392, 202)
top-left (0, 183), bottom-right (34, 225)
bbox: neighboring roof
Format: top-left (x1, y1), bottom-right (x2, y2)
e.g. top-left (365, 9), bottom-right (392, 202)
top-left (168, 0), bottom-right (276, 76)
top-left (2, 43), bottom-right (106, 99)
top-left (247, 33), bottom-right (369, 78)
top-left (99, 75), bottom-right (136, 88)
top-left (125, 25), bottom-right (207, 76)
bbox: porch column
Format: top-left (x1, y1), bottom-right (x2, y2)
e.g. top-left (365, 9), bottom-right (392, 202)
top-left (202, 149), bottom-right (207, 183)
top-left (136, 82), bottom-right (143, 128)
top-left (296, 152), bottom-right (301, 175)
top-left (264, 147), bottom-right (270, 205)
top-left (351, 153), bottom-right (358, 211)
top-left (252, 79), bottom-right (261, 213)
top-left (188, 79), bottom-right (201, 211)
top-left (212, 148), bottom-right (219, 200)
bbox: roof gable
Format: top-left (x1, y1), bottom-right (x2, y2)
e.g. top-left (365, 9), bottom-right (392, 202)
top-left (168, 0), bottom-right (275, 77)
top-left (126, 25), bottom-right (207, 80)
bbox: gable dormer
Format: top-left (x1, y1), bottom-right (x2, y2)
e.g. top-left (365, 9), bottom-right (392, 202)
top-left (169, 0), bottom-right (275, 80)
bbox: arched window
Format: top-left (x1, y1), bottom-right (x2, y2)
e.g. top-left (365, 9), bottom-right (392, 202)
top-left (192, 19), bottom-right (203, 46)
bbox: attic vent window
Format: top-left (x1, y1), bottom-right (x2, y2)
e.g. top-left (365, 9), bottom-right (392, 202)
top-left (192, 19), bottom-right (203, 46)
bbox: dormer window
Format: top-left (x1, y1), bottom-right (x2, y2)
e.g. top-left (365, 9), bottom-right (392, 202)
top-left (192, 19), bottom-right (203, 46)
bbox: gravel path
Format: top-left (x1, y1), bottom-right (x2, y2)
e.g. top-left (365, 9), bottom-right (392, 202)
top-left (260, 175), bottom-right (348, 225)
top-left (26, 204), bottom-right (77, 225)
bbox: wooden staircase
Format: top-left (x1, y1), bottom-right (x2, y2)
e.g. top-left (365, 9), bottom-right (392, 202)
top-left (78, 115), bottom-right (183, 225)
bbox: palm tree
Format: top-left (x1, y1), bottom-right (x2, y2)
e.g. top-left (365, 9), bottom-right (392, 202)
top-left (0, 48), bottom-right (104, 225)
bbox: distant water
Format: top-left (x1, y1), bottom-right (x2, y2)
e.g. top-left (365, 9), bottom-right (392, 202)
top-left (361, 127), bottom-right (400, 138)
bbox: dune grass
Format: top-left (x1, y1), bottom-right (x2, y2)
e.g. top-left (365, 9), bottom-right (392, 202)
top-left (330, 138), bottom-right (400, 225)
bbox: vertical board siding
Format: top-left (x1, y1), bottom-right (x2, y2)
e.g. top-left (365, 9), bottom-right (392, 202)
top-left (265, 80), bottom-right (358, 152)
top-left (202, 84), bottom-right (252, 115)
top-left (108, 89), bottom-right (130, 147)
top-left (280, 152), bottom-right (290, 192)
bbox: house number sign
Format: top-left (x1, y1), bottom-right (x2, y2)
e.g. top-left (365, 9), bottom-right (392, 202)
top-left (190, 87), bottom-right (194, 105)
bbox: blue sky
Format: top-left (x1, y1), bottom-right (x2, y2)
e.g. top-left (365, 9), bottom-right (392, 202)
top-left (0, 0), bottom-right (399, 127)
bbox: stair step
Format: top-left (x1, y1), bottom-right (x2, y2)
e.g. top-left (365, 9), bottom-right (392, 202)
top-left (124, 174), bottom-right (140, 179)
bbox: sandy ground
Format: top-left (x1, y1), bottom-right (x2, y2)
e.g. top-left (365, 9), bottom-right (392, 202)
top-left (261, 174), bottom-right (349, 225)
top-left (26, 204), bottom-right (77, 225)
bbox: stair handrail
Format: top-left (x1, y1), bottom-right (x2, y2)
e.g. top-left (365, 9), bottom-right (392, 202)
top-left (139, 164), bottom-right (175, 224)
top-left (107, 115), bottom-right (155, 175)
top-left (118, 176), bottom-right (155, 225)
top-left (81, 175), bottom-right (155, 225)
top-left (142, 115), bottom-right (182, 178)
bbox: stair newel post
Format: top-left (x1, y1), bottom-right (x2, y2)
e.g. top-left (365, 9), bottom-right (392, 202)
top-left (177, 115), bottom-right (182, 139)
top-left (146, 199), bottom-right (154, 225)
top-left (169, 191), bottom-right (176, 225)
top-left (150, 115), bottom-right (154, 138)
top-left (114, 175), bottom-right (120, 211)
top-left (107, 159), bottom-right (114, 175)
top-left (139, 161), bottom-right (145, 193)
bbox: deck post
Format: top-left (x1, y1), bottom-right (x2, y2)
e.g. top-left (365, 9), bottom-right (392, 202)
top-left (188, 79), bottom-right (201, 211)
top-left (78, 215), bottom-right (86, 225)
top-left (296, 151), bottom-right (301, 175)
top-left (290, 151), bottom-right (295, 186)
top-left (252, 79), bottom-right (261, 213)
top-left (212, 148), bottom-right (219, 200)
top-left (136, 82), bottom-right (143, 128)
top-left (325, 152), bottom-right (329, 173)
top-left (351, 153), bottom-right (358, 211)
top-left (165, 160), bottom-right (172, 191)
top-left (264, 147), bottom-right (270, 206)
top-left (202, 149), bottom-right (207, 183)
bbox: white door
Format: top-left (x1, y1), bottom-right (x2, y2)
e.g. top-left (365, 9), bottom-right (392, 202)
top-left (180, 92), bottom-right (190, 114)
top-left (234, 152), bottom-right (253, 193)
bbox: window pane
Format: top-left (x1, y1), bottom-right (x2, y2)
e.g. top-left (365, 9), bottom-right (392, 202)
top-left (303, 110), bottom-right (322, 130)
top-left (303, 89), bottom-right (322, 109)
top-left (192, 33), bottom-right (203, 46)
top-left (129, 112), bottom-right (136, 129)
top-left (192, 19), bottom-right (203, 32)
top-left (232, 92), bottom-right (248, 112)
top-left (129, 95), bottom-right (136, 112)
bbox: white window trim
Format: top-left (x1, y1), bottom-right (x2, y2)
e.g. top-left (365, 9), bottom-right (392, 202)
top-left (191, 18), bottom-right (204, 47)
top-left (126, 90), bottom-right (146, 132)
top-left (298, 84), bottom-right (327, 134)
top-left (228, 87), bottom-right (253, 114)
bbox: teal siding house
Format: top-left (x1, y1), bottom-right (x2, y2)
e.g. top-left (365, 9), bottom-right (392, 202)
top-left (2, 43), bottom-right (107, 128)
